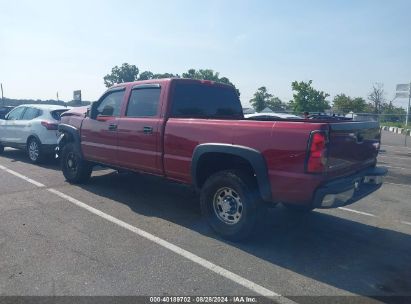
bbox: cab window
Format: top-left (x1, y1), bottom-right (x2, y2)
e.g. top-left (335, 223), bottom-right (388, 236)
top-left (126, 88), bottom-right (161, 117)
top-left (96, 90), bottom-right (125, 117)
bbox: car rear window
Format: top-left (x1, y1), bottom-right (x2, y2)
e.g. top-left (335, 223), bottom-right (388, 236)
top-left (51, 109), bottom-right (69, 121)
top-left (171, 83), bottom-right (243, 119)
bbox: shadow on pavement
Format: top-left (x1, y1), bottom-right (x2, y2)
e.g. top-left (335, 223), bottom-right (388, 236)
top-left (78, 171), bottom-right (411, 301)
top-left (0, 148), bottom-right (60, 170)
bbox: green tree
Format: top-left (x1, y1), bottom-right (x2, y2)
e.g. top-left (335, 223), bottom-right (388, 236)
top-left (267, 96), bottom-right (289, 111)
top-left (289, 80), bottom-right (330, 113)
top-left (103, 63), bottom-right (139, 87)
top-left (152, 73), bottom-right (180, 79)
top-left (103, 65), bottom-right (239, 95)
top-left (182, 69), bottom-right (240, 96)
top-left (249, 87), bottom-right (289, 112)
top-left (138, 71), bottom-right (154, 80)
top-left (249, 87), bottom-right (273, 112)
top-left (333, 94), bottom-right (367, 113)
top-left (138, 71), bottom-right (179, 80)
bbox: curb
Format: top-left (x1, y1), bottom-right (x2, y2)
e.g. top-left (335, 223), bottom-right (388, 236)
top-left (381, 125), bottom-right (411, 136)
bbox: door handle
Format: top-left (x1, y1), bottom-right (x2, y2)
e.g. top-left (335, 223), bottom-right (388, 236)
top-left (143, 126), bottom-right (153, 134)
top-left (108, 124), bottom-right (117, 131)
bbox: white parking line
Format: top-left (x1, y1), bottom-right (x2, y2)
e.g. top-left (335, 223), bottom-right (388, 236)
top-left (338, 207), bottom-right (376, 217)
top-left (379, 165), bottom-right (411, 171)
top-left (338, 207), bottom-right (411, 228)
top-left (400, 221), bottom-right (411, 226)
top-left (0, 164), bottom-right (45, 187)
top-left (381, 145), bottom-right (411, 150)
top-left (378, 155), bottom-right (410, 161)
top-left (385, 182), bottom-right (411, 188)
top-left (0, 165), bottom-right (295, 304)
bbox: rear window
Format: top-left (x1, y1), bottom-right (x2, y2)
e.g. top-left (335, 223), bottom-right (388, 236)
top-left (171, 83), bottom-right (243, 119)
top-left (51, 109), bottom-right (69, 121)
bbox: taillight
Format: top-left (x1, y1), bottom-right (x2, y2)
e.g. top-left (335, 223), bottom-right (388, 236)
top-left (306, 131), bottom-right (328, 173)
top-left (41, 121), bottom-right (58, 130)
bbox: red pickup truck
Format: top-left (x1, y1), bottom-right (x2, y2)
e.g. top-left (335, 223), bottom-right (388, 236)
top-left (57, 78), bottom-right (386, 240)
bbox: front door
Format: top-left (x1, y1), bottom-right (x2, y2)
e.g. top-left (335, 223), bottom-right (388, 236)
top-left (81, 88), bottom-right (125, 165)
top-left (14, 107), bottom-right (41, 145)
top-left (0, 107), bottom-right (26, 144)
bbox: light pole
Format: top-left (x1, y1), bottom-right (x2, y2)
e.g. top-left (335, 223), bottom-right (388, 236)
top-left (406, 82), bottom-right (411, 146)
top-left (395, 83), bottom-right (411, 146)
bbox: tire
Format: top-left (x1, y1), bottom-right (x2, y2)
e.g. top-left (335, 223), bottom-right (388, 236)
top-left (61, 142), bottom-right (92, 184)
top-left (27, 137), bottom-right (43, 163)
top-left (200, 170), bottom-right (264, 241)
top-left (282, 203), bottom-right (314, 213)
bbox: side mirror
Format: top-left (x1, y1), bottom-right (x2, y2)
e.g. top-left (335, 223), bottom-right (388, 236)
top-left (89, 103), bottom-right (98, 119)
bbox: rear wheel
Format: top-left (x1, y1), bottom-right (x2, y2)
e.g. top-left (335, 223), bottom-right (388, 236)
top-left (61, 143), bottom-right (92, 184)
top-left (200, 170), bottom-right (264, 241)
top-left (27, 137), bottom-right (43, 163)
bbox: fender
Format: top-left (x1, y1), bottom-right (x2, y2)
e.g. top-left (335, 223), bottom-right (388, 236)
top-left (57, 124), bottom-right (82, 156)
top-left (26, 134), bottom-right (42, 145)
top-left (192, 143), bottom-right (272, 201)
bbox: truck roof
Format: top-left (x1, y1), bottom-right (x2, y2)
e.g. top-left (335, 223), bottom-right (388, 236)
top-left (110, 78), bottom-right (235, 89)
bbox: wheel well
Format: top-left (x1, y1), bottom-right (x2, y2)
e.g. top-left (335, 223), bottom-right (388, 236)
top-left (59, 132), bottom-right (74, 147)
top-left (26, 135), bottom-right (40, 146)
top-left (196, 153), bottom-right (256, 189)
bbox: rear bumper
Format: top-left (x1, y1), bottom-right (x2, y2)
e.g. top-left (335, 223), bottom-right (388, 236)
top-left (313, 166), bottom-right (387, 208)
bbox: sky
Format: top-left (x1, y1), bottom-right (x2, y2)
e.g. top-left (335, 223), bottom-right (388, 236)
top-left (1, 0), bottom-right (410, 108)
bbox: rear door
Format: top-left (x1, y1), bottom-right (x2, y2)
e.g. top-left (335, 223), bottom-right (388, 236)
top-left (116, 84), bottom-right (164, 174)
top-left (81, 87), bottom-right (125, 164)
top-left (327, 121), bottom-right (381, 176)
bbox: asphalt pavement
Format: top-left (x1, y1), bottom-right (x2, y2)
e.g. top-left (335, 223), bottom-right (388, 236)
top-left (0, 130), bottom-right (410, 304)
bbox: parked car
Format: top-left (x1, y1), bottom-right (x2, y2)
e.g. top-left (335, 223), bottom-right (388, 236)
top-left (245, 112), bottom-right (302, 120)
top-left (0, 106), bottom-right (14, 119)
top-left (308, 113), bottom-right (352, 120)
top-left (56, 78), bottom-right (386, 241)
top-left (0, 104), bottom-right (70, 163)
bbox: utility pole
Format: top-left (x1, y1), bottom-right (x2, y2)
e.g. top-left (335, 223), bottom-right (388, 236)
top-left (1, 83), bottom-right (3, 106)
top-left (406, 81), bottom-right (411, 146)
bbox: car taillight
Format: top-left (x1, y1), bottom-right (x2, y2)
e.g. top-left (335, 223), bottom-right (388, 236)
top-left (306, 131), bottom-right (328, 173)
top-left (41, 121), bottom-right (58, 130)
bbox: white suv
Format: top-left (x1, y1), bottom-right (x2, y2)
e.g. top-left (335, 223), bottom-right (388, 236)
top-left (0, 104), bottom-right (70, 163)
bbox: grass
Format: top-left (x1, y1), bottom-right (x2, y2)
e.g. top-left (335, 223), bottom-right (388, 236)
top-left (381, 121), bottom-right (409, 128)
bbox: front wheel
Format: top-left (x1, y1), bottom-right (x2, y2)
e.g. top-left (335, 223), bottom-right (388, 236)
top-left (61, 143), bottom-right (92, 184)
top-left (200, 170), bottom-right (264, 241)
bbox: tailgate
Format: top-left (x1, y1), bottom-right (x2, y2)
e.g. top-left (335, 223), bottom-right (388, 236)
top-left (327, 121), bottom-right (380, 176)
